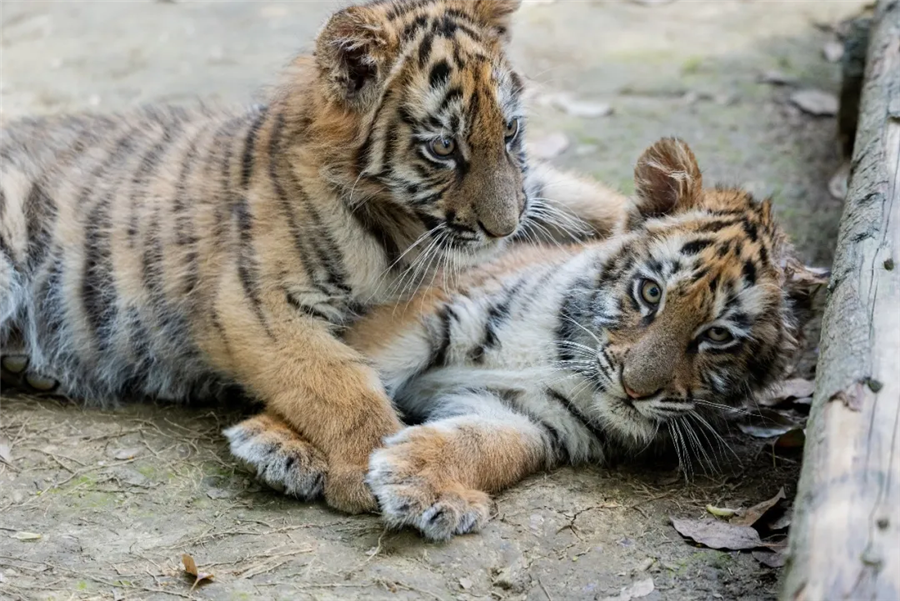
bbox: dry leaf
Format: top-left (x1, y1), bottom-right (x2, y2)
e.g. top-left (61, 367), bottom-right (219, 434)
top-left (764, 378), bottom-right (815, 406)
top-left (113, 448), bottom-right (141, 461)
top-left (790, 89), bottom-right (838, 116)
top-left (733, 488), bottom-right (786, 527)
top-left (671, 517), bottom-right (764, 550)
top-left (182, 554), bottom-right (214, 590)
top-left (823, 40), bottom-right (844, 62)
top-left (12, 531), bottom-right (42, 541)
top-left (752, 549), bottom-right (787, 568)
top-left (527, 133), bottom-right (569, 160)
top-left (738, 409), bottom-right (800, 438)
top-left (774, 428), bottom-right (806, 451)
top-left (706, 505), bottom-right (739, 519)
top-left (601, 577), bottom-right (655, 601)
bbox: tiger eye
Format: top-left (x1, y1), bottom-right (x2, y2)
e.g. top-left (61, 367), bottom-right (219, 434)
top-left (640, 279), bottom-right (662, 305)
top-left (504, 118), bottom-right (520, 140)
top-left (706, 327), bottom-right (733, 343)
top-left (429, 137), bottom-right (456, 158)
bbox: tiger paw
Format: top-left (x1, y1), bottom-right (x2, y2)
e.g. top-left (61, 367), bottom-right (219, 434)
top-left (367, 427), bottom-right (491, 541)
top-left (224, 416), bottom-right (327, 501)
top-left (1, 354), bottom-right (60, 393)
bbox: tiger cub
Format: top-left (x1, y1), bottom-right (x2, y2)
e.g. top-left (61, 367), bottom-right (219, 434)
top-left (0, 0), bottom-right (631, 513)
top-left (346, 137), bottom-right (826, 540)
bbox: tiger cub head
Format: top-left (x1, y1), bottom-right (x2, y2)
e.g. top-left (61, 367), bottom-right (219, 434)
top-left (566, 138), bottom-right (828, 447)
top-left (312, 0), bottom-right (528, 256)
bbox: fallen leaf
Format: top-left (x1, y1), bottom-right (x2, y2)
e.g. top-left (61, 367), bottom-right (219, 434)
top-left (11, 531), bottom-right (42, 541)
top-left (766, 378), bottom-right (816, 405)
top-left (823, 40), bottom-right (844, 63)
top-left (733, 488), bottom-right (786, 527)
top-left (790, 89), bottom-right (838, 116)
top-left (113, 448), bottom-right (141, 461)
top-left (774, 428), bottom-right (806, 451)
top-left (601, 577), bottom-right (655, 601)
top-left (752, 549), bottom-right (787, 568)
top-left (182, 554), bottom-right (214, 591)
top-left (546, 93), bottom-right (613, 118)
top-left (527, 132), bottom-right (569, 160)
top-left (706, 505), bottom-right (739, 519)
top-left (458, 577), bottom-right (473, 590)
top-left (0, 437), bottom-right (11, 465)
top-left (206, 488), bottom-right (234, 500)
top-left (738, 409), bottom-right (800, 438)
top-left (758, 70), bottom-right (797, 86)
top-left (671, 517), bottom-right (764, 550)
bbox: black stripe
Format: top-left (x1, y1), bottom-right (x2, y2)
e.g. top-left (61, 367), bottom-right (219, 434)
top-left (285, 290), bottom-right (337, 324)
top-left (546, 389), bottom-right (607, 442)
top-left (234, 190), bottom-right (272, 337)
top-left (24, 183), bottom-right (55, 273)
top-left (240, 106), bottom-right (269, 188)
top-left (680, 239), bottom-right (714, 256)
top-left (429, 305), bottom-right (457, 369)
top-left (470, 279), bottom-right (524, 363)
top-left (81, 132), bottom-right (139, 349)
top-left (742, 260), bottom-right (757, 286)
top-left (428, 60), bottom-right (451, 89)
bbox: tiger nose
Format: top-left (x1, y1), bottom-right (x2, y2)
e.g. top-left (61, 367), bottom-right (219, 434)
top-left (623, 384), bottom-right (662, 401)
top-left (477, 218), bottom-right (517, 239)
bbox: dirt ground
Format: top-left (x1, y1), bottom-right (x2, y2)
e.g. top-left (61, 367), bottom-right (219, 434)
top-left (0, 1), bottom-right (870, 600)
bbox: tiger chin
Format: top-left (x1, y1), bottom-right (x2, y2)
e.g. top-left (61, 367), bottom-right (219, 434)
top-left (346, 137), bottom-right (828, 541)
top-left (0, 0), bottom-right (632, 515)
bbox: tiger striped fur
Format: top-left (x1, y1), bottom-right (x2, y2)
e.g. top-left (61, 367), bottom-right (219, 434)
top-left (226, 138), bottom-right (828, 540)
top-left (0, 0), bottom-right (633, 514)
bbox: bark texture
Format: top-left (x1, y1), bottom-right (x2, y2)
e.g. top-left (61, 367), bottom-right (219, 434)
top-left (781, 1), bottom-right (900, 599)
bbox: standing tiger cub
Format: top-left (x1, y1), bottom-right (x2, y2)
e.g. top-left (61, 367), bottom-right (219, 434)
top-left (0, 0), bottom-right (632, 513)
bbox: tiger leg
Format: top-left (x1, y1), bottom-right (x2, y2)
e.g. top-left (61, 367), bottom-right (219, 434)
top-left (224, 411), bottom-right (328, 500)
top-left (219, 316), bottom-right (403, 514)
top-left (524, 162), bottom-right (636, 242)
top-left (366, 390), bottom-right (553, 541)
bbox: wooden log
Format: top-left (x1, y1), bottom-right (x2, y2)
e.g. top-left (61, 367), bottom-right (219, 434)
top-left (780, 1), bottom-right (900, 600)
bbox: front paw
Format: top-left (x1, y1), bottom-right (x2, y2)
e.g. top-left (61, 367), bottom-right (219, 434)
top-left (224, 417), bottom-right (327, 500)
top-left (367, 428), bottom-right (491, 542)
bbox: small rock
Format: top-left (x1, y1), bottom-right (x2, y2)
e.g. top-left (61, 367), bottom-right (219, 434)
top-left (111, 467), bottom-right (150, 488)
top-left (829, 161), bottom-right (851, 200)
top-left (601, 577), bottom-right (655, 601)
top-left (790, 89), bottom-right (838, 116)
top-left (206, 487), bottom-right (234, 500)
top-left (113, 448), bottom-right (141, 461)
top-left (527, 133), bottom-right (569, 160)
top-left (636, 557), bottom-right (655, 572)
top-left (548, 93), bottom-right (613, 118)
top-left (492, 565), bottom-right (526, 593)
top-left (458, 577), bottom-right (473, 590)
top-left (88, 95), bottom-right (101, 107)
top-left (823, 40), bottom-right (844, 63)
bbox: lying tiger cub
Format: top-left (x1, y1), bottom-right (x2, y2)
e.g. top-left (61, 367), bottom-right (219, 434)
top-left (230, 137), bottom-right (827, 540)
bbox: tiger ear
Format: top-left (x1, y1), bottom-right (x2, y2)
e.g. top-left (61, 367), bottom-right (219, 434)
top-left (633, 137), bottom-right (703, 218)
top-left (472, 0), bottom-right (522, 39)
top-left (315, 6), bottom-right (397, 109)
